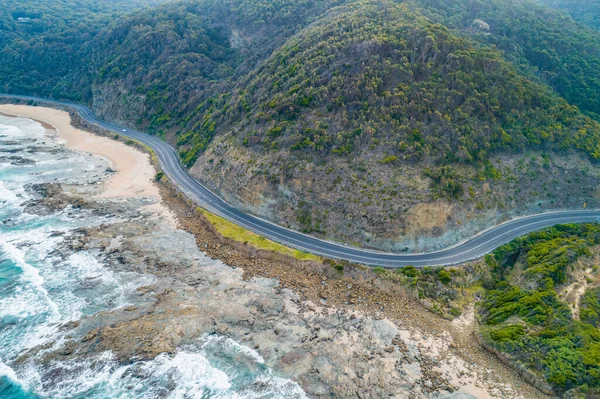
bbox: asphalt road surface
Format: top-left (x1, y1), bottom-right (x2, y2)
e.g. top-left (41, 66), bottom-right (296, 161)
top-left (3, 94), bottom-right (600, 267)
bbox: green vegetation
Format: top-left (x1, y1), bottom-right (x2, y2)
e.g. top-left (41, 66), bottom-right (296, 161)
top-left (210, 0), bottom-right (600, 168)
top-left (0, 0), bottom-right (167, 100)
top-left (2, 0), bottom-right (600, 170)
top-left (480, 224), bottom-right (600, 394)
top-left (199, 208), bottom-right (321, 262)
top-left (416, 0), bottom-right (600, 118)
top-left (581, 287), bottom-right (600, 327)
top-left (424, 167), bottom-right (464, 199)
top-left (539, 0), bottom-right (600, 30)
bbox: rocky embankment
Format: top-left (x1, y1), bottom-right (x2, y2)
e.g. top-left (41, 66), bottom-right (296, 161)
top-left (14, 179), bottom-right (549, 398)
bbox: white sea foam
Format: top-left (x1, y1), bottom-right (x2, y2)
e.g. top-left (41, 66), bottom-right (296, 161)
top-left (0, 284), bottom-right (52, 319)
top-left (0, 236), bottom-right (62, 327)
top-left (0, 116), bottom-right (46, 139)
top-left (2, 241), bottom-right (47, 294)
top-left (66, 253), bottom-right (114, 282)
top-left (0, 361), bottom-right (23, 385)
top-left (20, 349), bottom-right (231, 399)
top-left (131, 350), bottom-right (232, 397)
top-left (15, 337), bottom-right (308, 399)
top-left (0, 123), bottom-right (30, 139)
top-left (20, 351), bottom-right (118, 399)
top-left (0, 180), bottom-right (22, 207)
top-left (205, 336), bottom-right (266, 365)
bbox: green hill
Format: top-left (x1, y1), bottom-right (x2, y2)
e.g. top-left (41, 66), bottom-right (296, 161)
top-left (176, 0), bottom-right (600, 168)
top-left (415, 0), bottom-right (600, 118)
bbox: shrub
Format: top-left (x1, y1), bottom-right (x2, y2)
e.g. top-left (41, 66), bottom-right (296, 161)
top-left (380, 155), bottom-right (398, 164)
top-left (489, 324), bottom-right (525, 342)
top-left (401, 265), bottom-right (418, 278)
top-left (438, 269), bottom-right (452, 284)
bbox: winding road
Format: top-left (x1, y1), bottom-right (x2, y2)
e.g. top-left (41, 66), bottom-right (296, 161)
top-left (2, 93), bottom-right (599, 267)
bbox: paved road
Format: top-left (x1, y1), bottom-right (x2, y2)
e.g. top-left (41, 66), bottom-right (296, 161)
top-left (3, 94), bottom-right (600, 267)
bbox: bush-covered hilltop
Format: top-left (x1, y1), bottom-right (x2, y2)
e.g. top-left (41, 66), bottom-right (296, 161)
top-left (3, 0), bottom-right (600, 161)
top-left (3, 0), bottom-right (600, 250)
top-left (416, 0), bottom-right (600, 118)
top-left (182, 0), bottom-right (599, 168)
top-left (538, 0), bottom-right (600, 31)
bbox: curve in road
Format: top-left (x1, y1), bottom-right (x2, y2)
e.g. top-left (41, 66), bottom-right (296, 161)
top-left (2, 94), bottom-right (599, 267)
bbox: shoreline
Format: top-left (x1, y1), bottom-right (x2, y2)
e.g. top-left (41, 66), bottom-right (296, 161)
top-left (0, 105), bottom-right (158, 200)
top-left (0, 105), bottom-right (176, 224)
top-left (0, 103), bottom-right (548, 398)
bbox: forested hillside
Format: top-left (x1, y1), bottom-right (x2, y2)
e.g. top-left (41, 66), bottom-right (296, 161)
top-left (2, 0), bottom-right (600, 253)
top-left (83, 0), bottom-right (346, 133)
top-left (0, 0), bottom-right (169, 99)
top-left (415, 0), bottom-right (600, 118)
top-left (177, 0), bottom-right (599, 167)
top-left (538, 0), bottom-right (600, 30)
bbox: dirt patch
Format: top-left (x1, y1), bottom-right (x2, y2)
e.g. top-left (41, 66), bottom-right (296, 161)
top-left (405, 201), bottom-right (453, 235)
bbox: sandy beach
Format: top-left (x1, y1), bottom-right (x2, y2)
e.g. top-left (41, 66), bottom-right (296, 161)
top-left (0, 105), bottom-right (158, 199)
top-left (0, 104), bottom-right (177, 225)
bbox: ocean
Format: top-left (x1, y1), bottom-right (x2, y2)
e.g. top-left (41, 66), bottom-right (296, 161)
top-left (0, 114), bottom-right (306, 399)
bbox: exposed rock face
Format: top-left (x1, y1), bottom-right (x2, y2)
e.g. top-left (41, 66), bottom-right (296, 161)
top-left (191, 137), bottom-right (600, 253)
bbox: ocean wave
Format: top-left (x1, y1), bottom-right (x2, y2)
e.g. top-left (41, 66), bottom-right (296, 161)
top-left (0, 117), bottom-right (46, 139)
top-left (0, 362), bottom-right (23, 385)
top-left (15, 336), bottom-right (307, 399)
top-left (0, 241), bottom-right (59, 319)
top-left (0, 181), bottom-right (23, 210)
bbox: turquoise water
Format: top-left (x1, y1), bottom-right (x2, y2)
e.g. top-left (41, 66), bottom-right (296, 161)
top-left (0, 115), bottom-right (306, 398)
